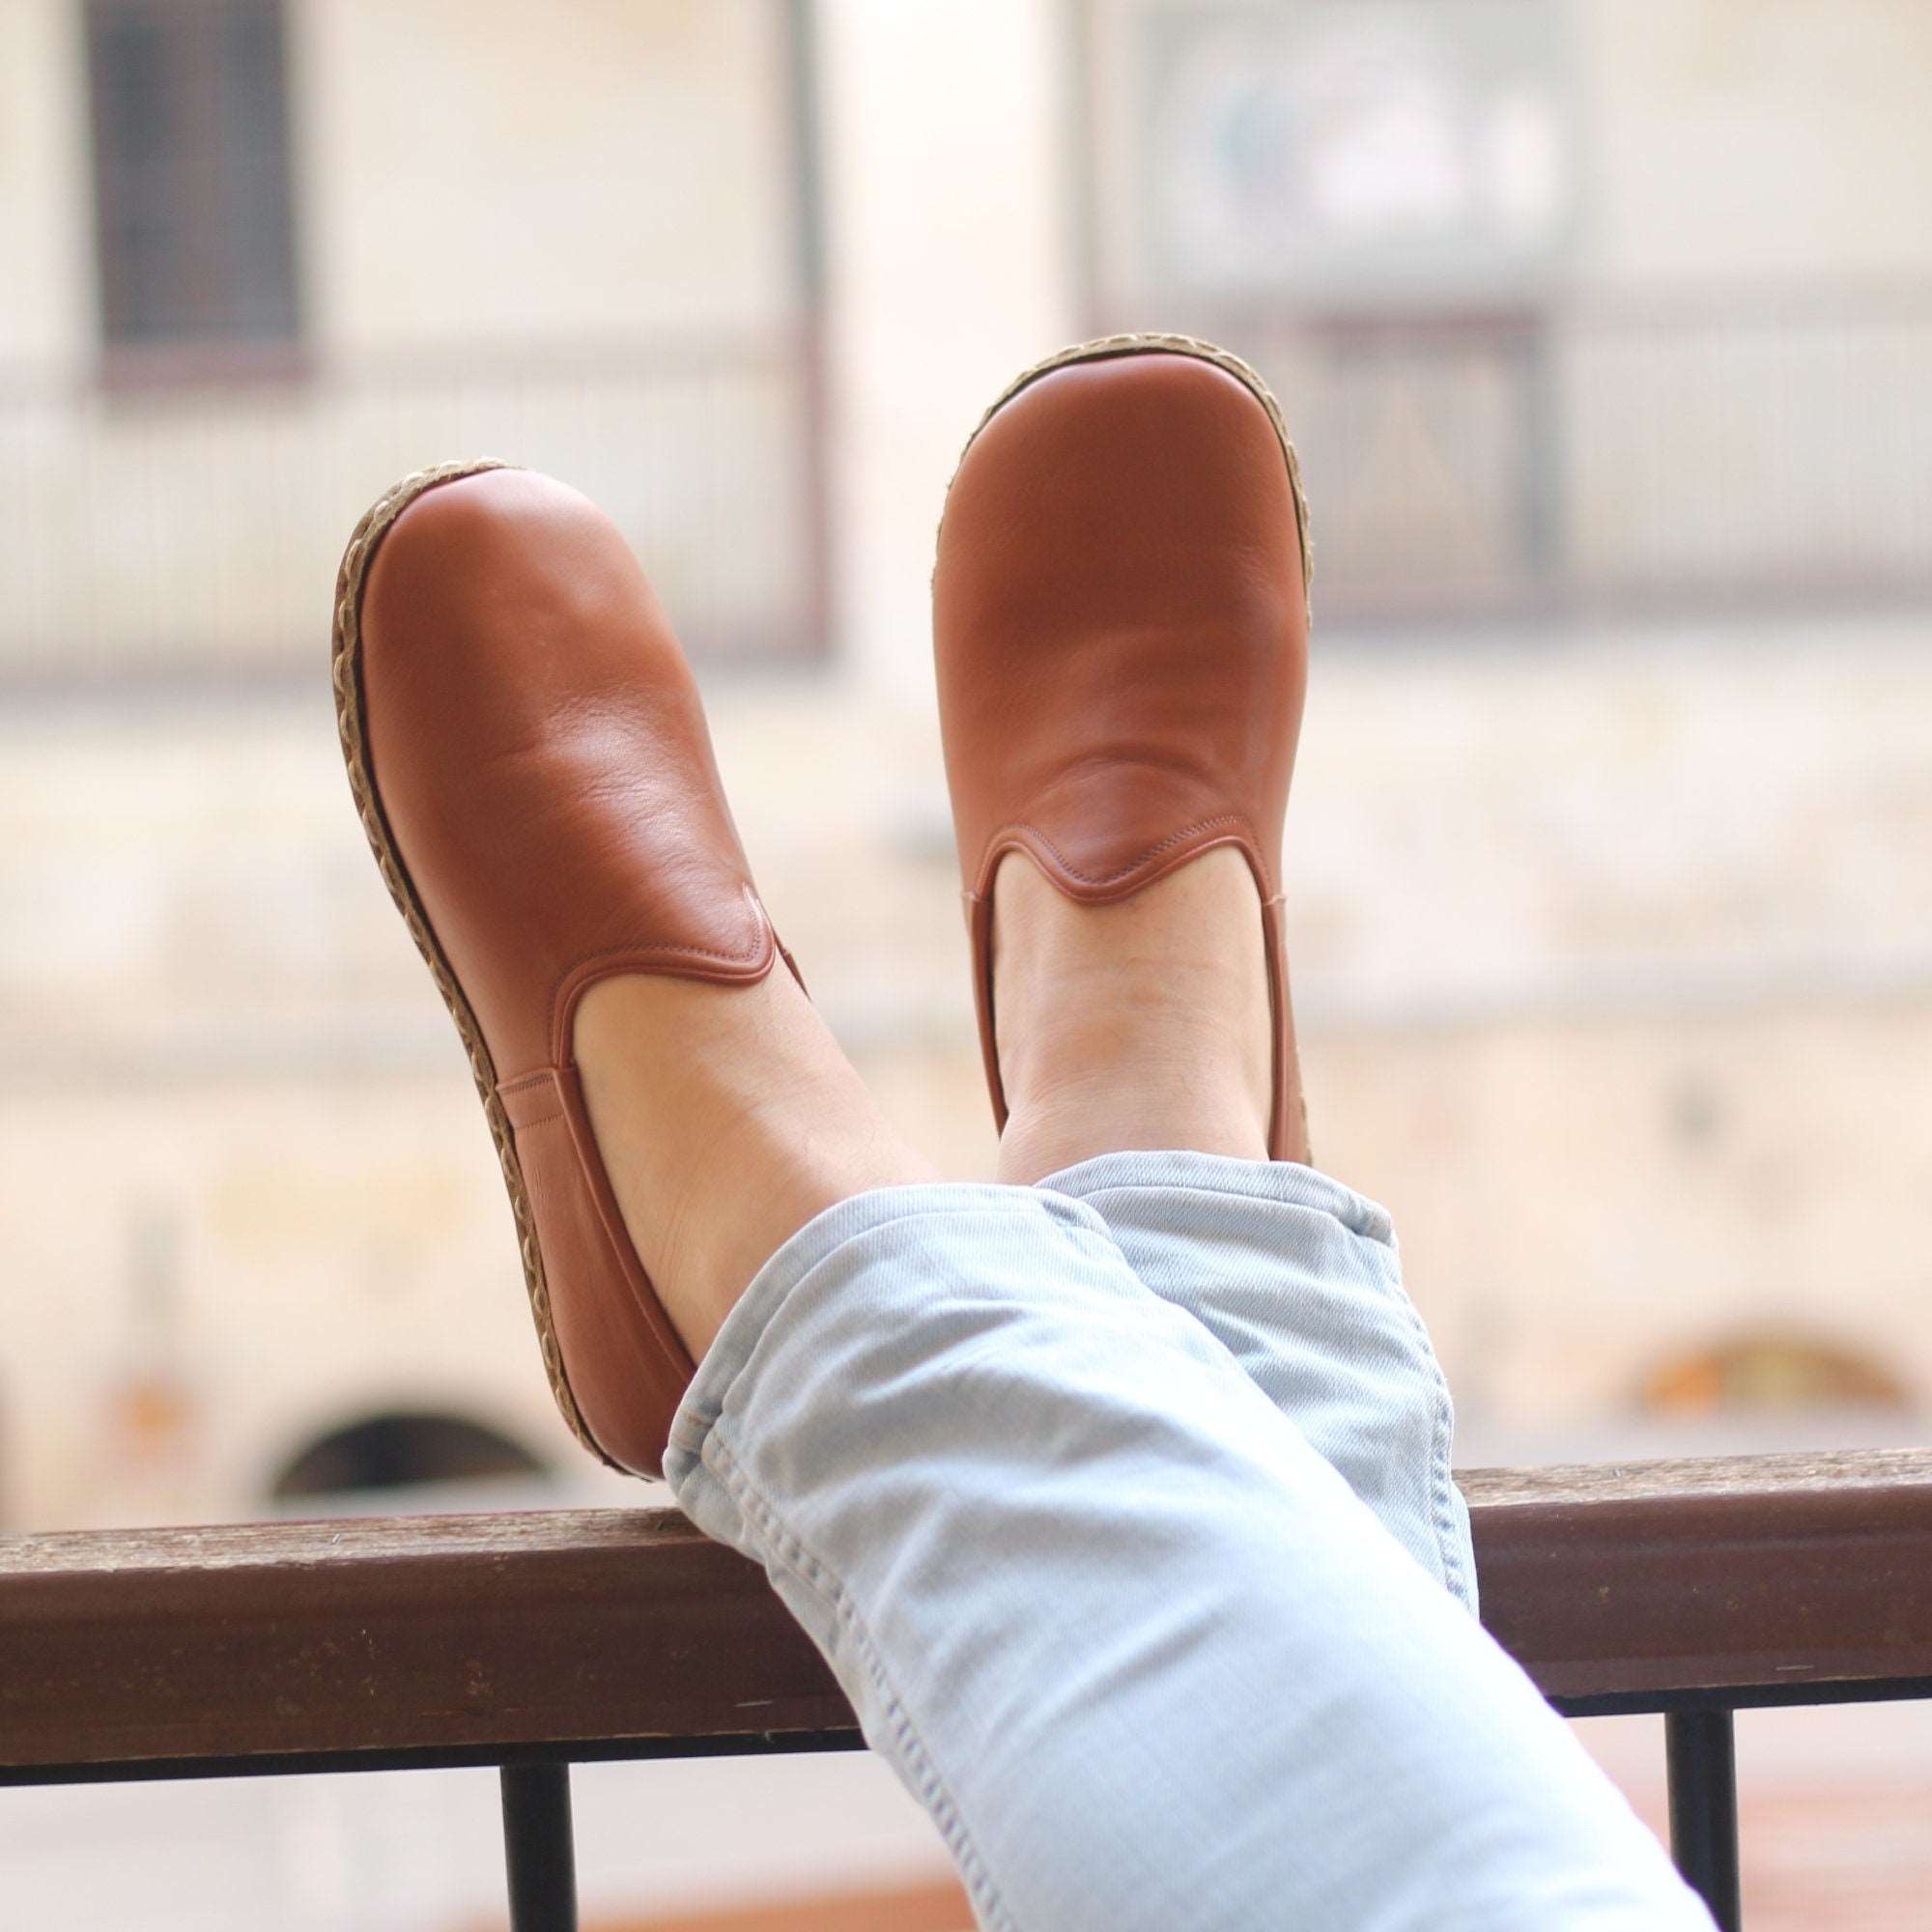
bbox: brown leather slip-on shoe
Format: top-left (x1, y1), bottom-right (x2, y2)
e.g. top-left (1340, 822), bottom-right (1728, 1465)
top-left (933, 333), bottom-right (1313, 1163)
top-left (331, 461), bottom-right (790, 1476)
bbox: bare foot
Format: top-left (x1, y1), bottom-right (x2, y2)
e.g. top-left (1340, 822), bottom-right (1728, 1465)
top-left (990, 846), bottom-right (1308, 1183)
top-left (573, 967), bottom-right (934, 1359)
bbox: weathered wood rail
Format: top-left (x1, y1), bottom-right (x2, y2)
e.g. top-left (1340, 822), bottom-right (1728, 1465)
top-left (4, 1448), bottom-right (1930, 1930)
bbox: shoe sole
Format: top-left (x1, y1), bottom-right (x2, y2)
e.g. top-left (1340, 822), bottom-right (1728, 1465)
top-left (941, 330), bottom-right (1313, 611)
top-left (329, 458), bottom-right (611, 1467)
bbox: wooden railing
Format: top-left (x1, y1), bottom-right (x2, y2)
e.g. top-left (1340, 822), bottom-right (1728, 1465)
top-left (4, 1448), bottom-right (1929, 1930)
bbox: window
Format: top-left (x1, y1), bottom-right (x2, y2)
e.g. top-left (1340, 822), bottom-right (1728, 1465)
top-left (84, 0), bottom-right (300, 358)
top-left (1076, 0), bottom-right (1575, 617)
top-left (1079, 0), bottom-right (1574, 315)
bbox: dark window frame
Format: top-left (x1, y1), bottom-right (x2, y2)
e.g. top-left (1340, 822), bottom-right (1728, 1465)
top-left (83, 0), bottom-right (305, 385)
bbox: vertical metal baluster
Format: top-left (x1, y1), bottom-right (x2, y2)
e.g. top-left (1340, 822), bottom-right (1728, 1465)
top-left (500, 1761), bottom-right (578, 1932)
top-left (1665, 1708), bottom-right (1741, 1931)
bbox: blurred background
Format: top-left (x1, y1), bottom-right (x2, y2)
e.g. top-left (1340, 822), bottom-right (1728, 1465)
top-left (1, 0), bottom-right (1928, 1925)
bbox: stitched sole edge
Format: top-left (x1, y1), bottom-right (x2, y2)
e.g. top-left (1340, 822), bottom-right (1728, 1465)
top-left (329, 457), bottom-right (612, 1467)
top-left (938, 330), bottom-right (1313, 613)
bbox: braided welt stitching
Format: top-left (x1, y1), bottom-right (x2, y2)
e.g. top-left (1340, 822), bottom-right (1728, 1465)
top-left (330, 457), bottom-right (608, 1463)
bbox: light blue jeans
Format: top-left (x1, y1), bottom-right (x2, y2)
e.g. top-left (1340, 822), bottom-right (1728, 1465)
top-left (665, 1153), bottom-right (1714, 1931)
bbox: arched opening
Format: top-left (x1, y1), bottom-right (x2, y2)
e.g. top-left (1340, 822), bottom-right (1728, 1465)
top-left (1640, 1331), bottom-right (1912, 1418)
top-left (270, 1410), bottom-right (547, 1500)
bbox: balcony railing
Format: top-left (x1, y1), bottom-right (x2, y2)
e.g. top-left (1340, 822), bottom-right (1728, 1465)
top-left (1136, 290), bottom-right (1932, 622)
top-left (5, 298), bottom-right (1929, 693)
top-left (3, 1447), bottom-right (1928, 1930)
top-left (0, 330), bottom-right (827, 684)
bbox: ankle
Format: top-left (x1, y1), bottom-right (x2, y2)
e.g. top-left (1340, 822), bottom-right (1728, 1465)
top-left (574, 969), bottom-right (931, 1359)
top-left (998, 1070), bottom-right (1269, 1184)
top-left (647, 1082), bottom-right (908, 1351)
top-left (989, 847), bottom-right (1281, 1176)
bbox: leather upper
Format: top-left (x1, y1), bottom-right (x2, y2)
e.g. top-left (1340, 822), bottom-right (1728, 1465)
top-left (933, 348), bottom-right (1311, 1156)
top-left (360, 469), bottom-right (777, 1072)
top-left (355, 468), bottom-right (775, 1472)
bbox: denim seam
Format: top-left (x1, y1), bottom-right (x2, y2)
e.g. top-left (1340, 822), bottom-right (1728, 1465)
top-left (1326, 1232), bottom-right (1468, 1607)
top-left (1426, 1357), bottom-right (1468, 1608)
top-left (698, 1426), bottom-right (1021, 1932)
top-left (1378, 1269), bottom-right (1471, 1608)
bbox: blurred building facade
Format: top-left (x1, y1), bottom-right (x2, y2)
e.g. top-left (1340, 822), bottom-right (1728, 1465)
top-left (2, 0), bottom-right (1930, 1544)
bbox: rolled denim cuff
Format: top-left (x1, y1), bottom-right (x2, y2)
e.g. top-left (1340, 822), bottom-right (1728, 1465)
top-left (665, 1180), bottom-right (1118, 1497)
top-left (1037, 1148), bottom-right (1395, 1244)
top-left (1037, 1147), bottom-right (1475, 1613)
